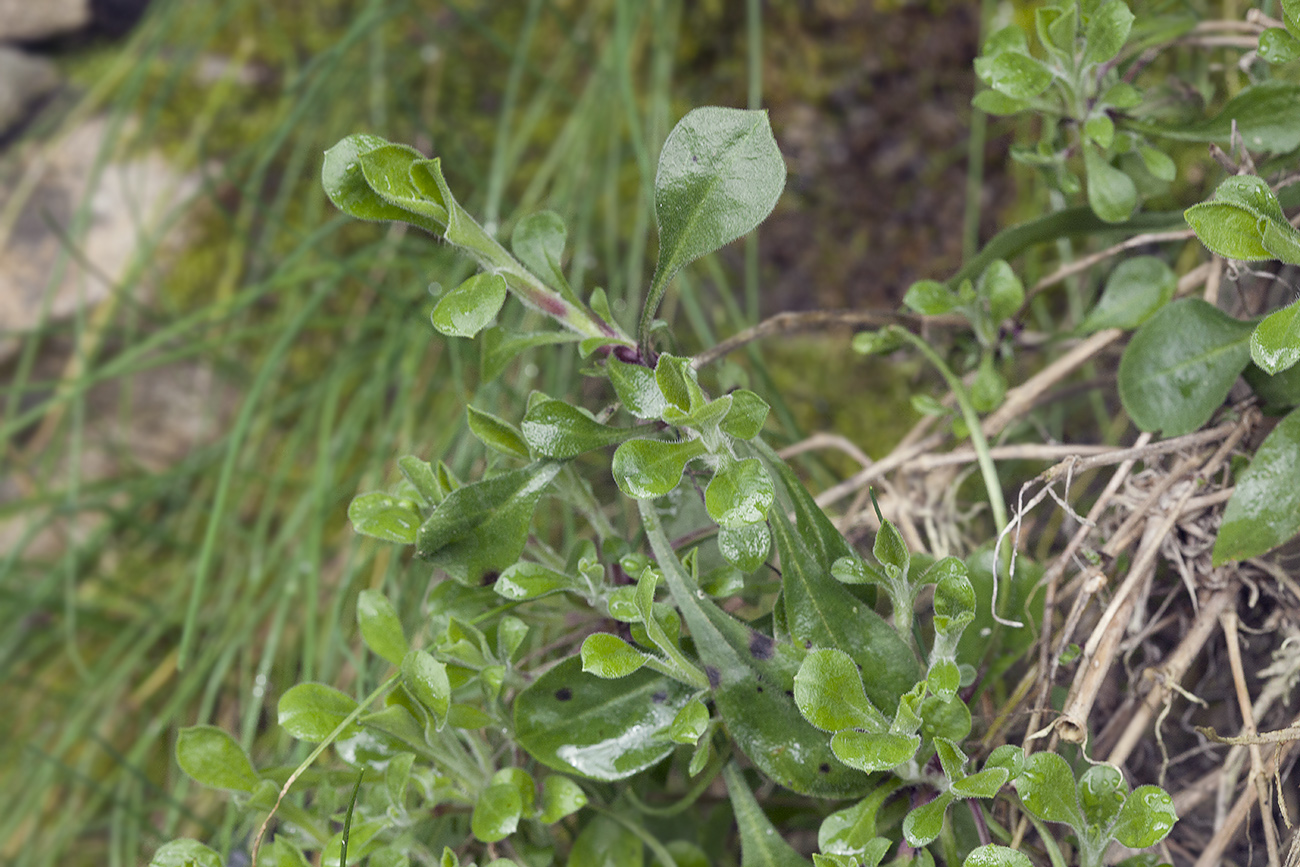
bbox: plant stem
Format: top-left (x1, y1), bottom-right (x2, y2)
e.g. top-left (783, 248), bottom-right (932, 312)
top-left (893, 329), bottom-right (1009, 533)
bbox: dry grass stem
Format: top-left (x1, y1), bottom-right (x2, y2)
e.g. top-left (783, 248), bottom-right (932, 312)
top-left (1028, 229), bottom-right (1196, 298)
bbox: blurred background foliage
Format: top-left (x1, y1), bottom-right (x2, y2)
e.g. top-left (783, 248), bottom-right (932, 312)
top-left (1, 0), bottom-right (1024, 863)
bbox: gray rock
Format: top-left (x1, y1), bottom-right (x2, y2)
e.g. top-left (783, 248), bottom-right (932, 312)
top-left (0, 0), bottom-right (91, 41)
top-left (0, 47), bottom-right (60, 135)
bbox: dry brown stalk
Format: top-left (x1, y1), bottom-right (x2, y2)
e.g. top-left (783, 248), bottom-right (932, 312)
top-left (1221, 608), bottom-right (1283, 866)
top-left (1035, 419), bottom-right (1242, 483)
top-left (1103, 586), bottom-right (1237, 768)
top-left (899, 442), bottom-right (1115, 472)
top-left (1193, 724), bottom-right (1300, 867)
top-left (1028, 229), bottom-right (1196, 298)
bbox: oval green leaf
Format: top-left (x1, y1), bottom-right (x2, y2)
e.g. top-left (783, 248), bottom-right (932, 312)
top-left (514, 657), bottom-right (691, 780)
top-left (962, 846), bottom-right (1033, 867)
top-left (175, 726), bottom-right (260, 792)
top-left (322, 135), bottom-right (443, 233)
top-left (793, 648), bottom-right (888, 733)
top-left (512, 211), bottom-right (568, 291)
top-left (1012, 751), bottom-right (1084, 829)
top-left (348, 493), bottom-right (421, 545)
top-left (903, 791), bottom-right (954, 847)
top-left (1084, 147), bottom-right (1136, 223)
top-left (467, 406), bottom-right (531, 460)
top-left (829, 730), bottom-right (921, 773)
top-left (472, 782), bottom-right (522, 842)
top-left (402, 649), bottom-right (450, 727)
top-left (538, 774), bottom-right (588, 823)
top-left (278, 683), bottom-right (358, 742)
top-left (1184, 203), bottom-right (1272, 261)
top-left (1251, 299), bottom-right (1300, 375)
top-left (1083, 0), bottom-right (1135, 65)
top-left (1213, 406), bottom-right (1300, 563)
top-left (522, 399), bottom-right (638, 460)
top-left (651, 107), bottom-right (786, 302)
top-left (1118, 299), bottom-right (1254, 435)
top-left (149, 840), bottom-right (224, 867)
top-left (432, 273), bottom-right (508, 338)
top-left (357, 589), bottom-right (409, 667)
top-left (612, 438), bottom-right (705, 499)
top-left (581, 633), bottom-right (650, 679)
top-left (705, 459), bottom-right (774, 529)
top-left (1111, 785), bottom-right (1177, 848)
top-left (988, 52), bottom-right (1053, 99)
top-left (1080, 255), bottom-right (1177, 333)
top-left (718, 521), bottom-right (772, 573)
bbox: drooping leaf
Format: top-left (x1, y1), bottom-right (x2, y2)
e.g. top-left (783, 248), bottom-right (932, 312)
top-left (1213, 406), bottom-right (1300, 563)
top-left (278, 683), bottom-right (359, 743)
top-left (1080, 255), bottom-right (1177, 333)
top-left (1084, 147), bottom-right (1136, 223)
top-left (650, 108), bottom-right (786, 303)
top-left (705, 459), bottom-right (775, 528)
top-left (724, 763), bottom-right (814, 867)
top-left (356, 589), bottom-right (409, 666)
top-left (401, 649), bottom-right (450, 728)
top-left (175, 726), bottom-right (260, 792)
top-left (472, 782), bottom-right (523, 843)
top-left (1118, 299), bottom-right (1254, 435)
top-left (903, 791), bottom-right (954, 847)
top-left (514, 657), bottom-right (691, 781)
top-left (612, 438), bottom-right (707, 499)
top-left (1110, 786), bottom-right (1177, 848)
top-left (793, 648), bottom-right (889, 733)
top-left (522, 399), bottom-right (641, 459)
top-left (431, 274), bottom-right (508, 338)
top-left (415, 461), bottom-right (562, 584)
top-left (538, 774), bottom-right (588, 823)
top-left (348, 493), bottom-right (421, 545)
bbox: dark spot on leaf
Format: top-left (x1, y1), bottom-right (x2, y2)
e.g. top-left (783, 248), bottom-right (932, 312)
top-left (804, 640), bottom-right (812, 649)
top-left (748, 632), bottom-right (775, 660)
top-left (784, 689), bottom-right (794, 698)
top-left (481, 570), bottom-right (500, 586)
top-left (554, 687), bottom-right (573, 702)
top-left (652, 690), bottom-right (668, 704)
top-left (756, 685), bottom-right (764, 693)
top-left (819, 763), bottom-right (831, 774)
top-left (705, 665), bottom-right (721, 689)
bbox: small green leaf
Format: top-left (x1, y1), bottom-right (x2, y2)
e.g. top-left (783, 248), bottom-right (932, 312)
top-left (705, 459), bottom-right (775, 528)
top-left (1111, 786), bottom-right (1177, 848)
top-left (718, 521), bottom-right (772, 572)
top-left (1262, 218), bottom-right (1300, 266)
top-left (175, 726), bottom-right (260, 792)
top-left (873, 519), bottom-right (910, 581)
top-left (278, 683), bottom-right (358, 742)
top-left (522, 399), bottom-right (639, 459)
top-left (1081, 255), bottom-right (1177, 333)
top-left (538, 774), bottom-right (588, 823)
top-left (1084, 147), bottom-right (1136, 223)
top-left (1137, 144), bottom-right (1176, 182)
top-left (984, 744), bottom-right (1025, 779)
top-left (1245, 357), bottom-right (1300, 407)
top-left (1013, 751), bottom-right (1085, 829)
top-left (416, 461), bottom-right (562, 584)
top-left (581, 633), bottom-right (650, 679)
top-left (493, 767), bottom-right (537, 815)
top-left (472, 781), bottom-right (523, 842)
top-left (1077, 764), bottom-right (1127, 829)
top-left (608, 355), bottom-right (668, 418)
top-left (1154, 81), bottom-right (1300, 153)
top-left (724, 763), bottom-right (814, 867)
top-left (903, 791), bottom-right (954, 847)
top-left (971, 90), bottom-right (1029, 116)
top-left (512, 211), bottom-right (568, 291)
top-left (467, 406), bottom-right (531, 460)
top-left (397, 456), bottom-right (441, 507)
top-left (356, 589), bottom-right (409, 667)
top-left (655, 354), bottom-right (705, 414)
top-left (514, 657), bottom-right (691, 780)
top-left (669, 698), bottom-right (710, 744)
top-left (962, 846), bottom-right (1033, 867)
top-left (567, 815), bottom-right (643, 867)
top-left (1118, 299), bottom-right (1254, 435)
top-left (819, 790), bottom-right (893, 856)
top-left (1085, 115), bottom-right (1116, 148)
top-left (1084, 0), bottom-right (1135, 65)
top-left (401, 649), bottom-right (451, 727)
top-left (794, 648), bottom-right (889, 733)
top-left (612, 438), bottom-right (706, 499)
top-left (650, 108), bottom-right (786, 306)
top-left (719, 390), bottom-right (770, 440)
top-left (927, 660), bottom-right (961, 699)
top-left (904, 280), bottom-right (960, 316)
top-left (951, 767), bottom-right (1010, 799)
top-left (987, 52), bottom-right (1053, 99)
top-left (1184, 203), bottom-right (1272, 260)
top-left (1251, 299), bottom-right (1300, 375)
top-left (348, 493), bottom-right (421, 545)
top-left (149, 840), bottom-right (224, 867)
top-left (495, 561), bottom-right (582, 600)
top-left (830, 730), bottom-right (921, 773)
top-left (432, 273), bottom-right (508, 338)
top-left (1213, 406), bottom-right (1300, 563)
top-left (1102, 81), bottom-right (1142, 109)
top-left (1260, 27), bottom-right (1300, 63)
top-left (980, 259), bottom-right (1024, 323)
top-left (970, 354), bottom-right (1007, 413)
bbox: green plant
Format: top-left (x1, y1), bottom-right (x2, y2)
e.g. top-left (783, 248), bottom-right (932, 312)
top-left (160, 1), bottom-right (1300, 865)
